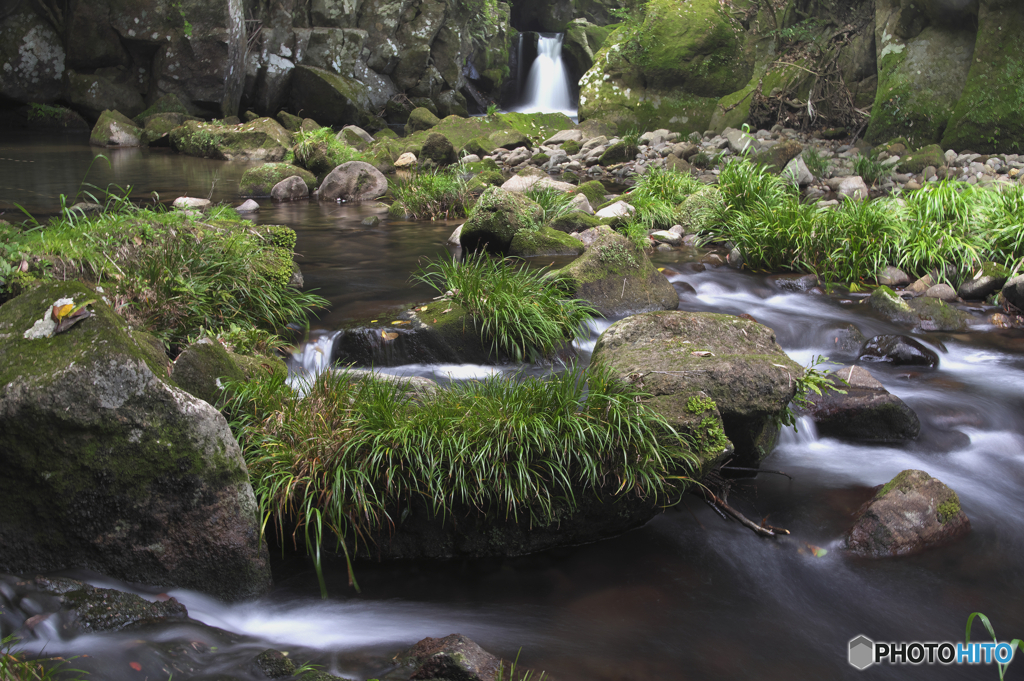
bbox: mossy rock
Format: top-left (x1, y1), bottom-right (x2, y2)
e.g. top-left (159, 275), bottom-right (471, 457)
top-left (289, 66), bottom-right (378, 130)
top-left (552, 226), bottom-right (678, 317)
top-left (374, 128), bottom-right (399, 140)
top-left (459, 187), bottom-right (543, 253)
top-left (133, 94), bottom-right (190, 125)
top-left (170, 338), bottom-right (245, 406)
top-left (869, 286), bottom-right (916, 324)
top-left (90, 110), bottom-right (142, 147)
top-left (941, 5), bottom-right (1024, 153)
top-left (141, 113), bottom-right (200, 145)
top-left (752, 139), bottom-right (803, 174)
top-left (906, 297), bottom-right (971, 332)
top-left (677, 186), bottom-right (723, 233)
top-left (509, 225), bottom-right (585, 257)
top-left (0, 281), bottom-right (271, 600)
top-left (462, 158), bottom-right (501, 174)
top-left (591, 310), bottom-right (801, 461)
top-left (896, 144), bottom-right (946, 174)
top-left (405, 107), bottom-right (441, 134)
top-left (420, 132), bottom-right (458, 166)
top-left (562, 139), bottom-right (582, 155)
top-left (240, 163), bottom-right (317, 197)
top-left (489, 129), bottom-right (531, 150)
top-left (466, 169), bottom-right (505, 193)
top-left (276, 111), bottom-right (303, 132)
top-left (462, 137), bottom-right (497, 157)
top-left (572, 180), bottom-right (606, 208)
top-left (550, 210), bottom-right (602, 233)
top-left (169, 119), bottom-right (292, 162)
top-left (598, 140), bottom-right (632, 166)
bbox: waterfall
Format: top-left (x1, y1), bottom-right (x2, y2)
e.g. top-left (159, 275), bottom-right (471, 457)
top-left (514, 33), bottom-right (575, 116)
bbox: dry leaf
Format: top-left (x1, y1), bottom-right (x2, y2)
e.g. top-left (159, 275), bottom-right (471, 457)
top-left (129, 662), bottom-right (142, 671)
top-left (381, 331), bottom-right (398, 340)
top-left (391, 320), bottom-right (410, 325)
top-left (442, 307), bottom-right (452, 314)
top-left (806, 543), bottom-right (828, 558)
top-left (370, 319), bottom-right (378, 323)
top-left (691, 351), bottom-right (714, 357)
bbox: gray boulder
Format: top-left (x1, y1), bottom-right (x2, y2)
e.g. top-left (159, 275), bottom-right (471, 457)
top-left (800, 365), bottom-right (920, 443)
top-left (0, 282), bottom-right (271, 601)
top-left (552, 226), bottom-right (678, 317)
top-left (0, 9), bottom-right (65, 104)
top-left (958, 262), bottom-right (1009, 300)
top-left (859, 334), bottom-right (939, 367)
top-left (318, 161), bottom-right (388, 202)
top-left (591, 310), bottom-right (802, 462)
top-left (394, 634), bottom-right (499, 681)
top-left (271, 175), bottom-right (310, 201)
top-left (240, 163), bottom-right (317, 197)
top-left (459, 187), bottom-right (543, 253)
top-left (89, 110), bottom-right (143, 147)
top-left (847, 470), bottom-right (970, 557)
top-left (1000, 273), bottom-right (1024, 310)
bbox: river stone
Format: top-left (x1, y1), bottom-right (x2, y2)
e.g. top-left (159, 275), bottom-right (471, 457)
top-left (999, 273), bottom-right (1024, 310)
top-left (171, 338), bottom-right (246, 406)
top-left (869, 285), bottom-right (916, 324)
top-left (595, 201), bottom-right (635, 219)
top-left (405, 106), bottom-right (440, 134)
top-left (924, 283), bottom-right (958, 302)
top-left (877, 266), bottom-right (911, 287)
top-left (173, 197), bottom-right (211, 211)
top-left (859, 334), bottom-right (939, 367)
top-left (271, 175), bottom-right (310, 201)
top-left (958, 262), bottom-right (1009, 300)
top-left (509, 225), bottom-right (585, 257)
top-left (235, 199), bottom-right (260, 213)
top-left (395, 152), bottom-right (418, 168)
top-left (170, 119), bottom-right (292, 162)
top-left (816, 323), bottom-right (867, 361)
top-left (240, 163), bottom-right (317, 197)
top-left (420, 132), bottom-right (458, 166)
top-left (800, 365), bottom-right (920, 443)
top-left (553, 226), bottom-right (678, 318)
top-left (906, 297), bottom-right (971, 332)
top-left (0, 281), bottom-right (271, 600)
top-left (591, 310), bottom-right (801, 461)
top-left (89, 110), bottom-right (143, 147)
top-left (459, 186), bottom-right (543, 253)
top-left (847, 470), bottom-right (970, 558)
top-left (545, 129), bottom-right (583, 144)
top-left (394, 634), bottom-right (499, 681)
top-left (318, 161), bottom-right (388, 202)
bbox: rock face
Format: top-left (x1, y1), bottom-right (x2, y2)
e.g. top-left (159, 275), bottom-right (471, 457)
top-left (0, 8), bottom-right (65, 104)
top-left (847, 469), bottom-right (970, 557)
top-left (553, 226), bottom-right (678, 317)
top-left (0, 282), bottom-right (271, 601)
top-left (317, 161), bottom-right (388, 202)
top-left (591, 310), bottom-right (802, 461)
top-left (801, 365), bottom-right (920, 443)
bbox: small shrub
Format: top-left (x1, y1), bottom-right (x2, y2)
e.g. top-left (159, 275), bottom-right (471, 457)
top-left (690, 151), bottom-right (713, 169)
top-left (802, 147), bottom-right (831, 178)
top-left (853, 155), bottom-right (893, 186)
top-left (293, 127), bottom-right (368, 177)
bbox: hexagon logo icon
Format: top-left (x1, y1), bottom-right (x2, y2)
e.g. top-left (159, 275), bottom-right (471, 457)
top-left (849, 635), bottom-right (875, 670)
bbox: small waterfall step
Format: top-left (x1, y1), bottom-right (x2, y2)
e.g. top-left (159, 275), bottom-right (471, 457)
top-left (513, 33), bottom-right (575, 117)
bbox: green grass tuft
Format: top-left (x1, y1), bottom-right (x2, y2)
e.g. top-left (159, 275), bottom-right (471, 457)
top-left (388, 168), bottom-right (472, 220)
top-left (414, 252), bottom-right (596, 362)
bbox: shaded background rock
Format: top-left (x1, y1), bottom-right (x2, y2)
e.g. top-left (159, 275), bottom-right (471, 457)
top-left (800, 365), bottom-right (920, 443)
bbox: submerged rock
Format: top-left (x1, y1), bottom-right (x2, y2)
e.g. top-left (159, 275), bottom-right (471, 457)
top-left (847, 470), bottom-right (970, 558)
top-left (553, 226), bottom-right (677, 317)
top-left (800, 365), bottom-right (920, 443)
top-left (591, 310), bottom-right (801, 462)
top-left (859, 334), bottom-right (939, 367)
top-left (0, 282), bottom-right (271, 600)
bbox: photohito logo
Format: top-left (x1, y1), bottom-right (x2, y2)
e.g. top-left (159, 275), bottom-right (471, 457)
top-left (848, 635), bottom-right (1017, 669)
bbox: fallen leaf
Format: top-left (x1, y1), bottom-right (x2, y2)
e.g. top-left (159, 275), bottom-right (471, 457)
top-left (129, 662), bottom-right (142, 671)
top-left (442, 307), bottom-right (452, 314)
top-left (420, 306), bottom-right (428, 312)
top-left (391, 320), bottom-right (410, 325)
top-left (51, 303), bottom-right (75, 322)
top-left (370, 319), bottom-right (378, 323)
top-left (807, 543), bottom-right (828, 558)
top-left (133, 236), bottom-right (143, 246)
top-left (432, 319), bottom-right (437, 323)
top-left (658, 267), bottom-right (665, 272)
top-left (691, 351), bottom-right (714, 357)
top-left (24, 613), bottom-right (49, 630)
top-left (382, 331), bottom-right (398, 340)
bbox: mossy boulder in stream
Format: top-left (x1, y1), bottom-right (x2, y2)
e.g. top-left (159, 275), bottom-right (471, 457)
top-left (89, 110), bottom-right (143, 147)
top-left (170, 118), bottom-right (292, 161)
top-left (240, 163), bottom-right (317, 197)
top-left (509, 225), bottom-right (585, 257)
top-left (591, 310), bottom-right (802, 462)
top-left (459, 187), bottom-right (543, 253)
top-left (552, 226), bottom-right (678, 317)
top-left (0, 281), bottom-right (271, 601)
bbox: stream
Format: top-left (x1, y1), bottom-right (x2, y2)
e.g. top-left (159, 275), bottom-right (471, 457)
top-left (2, 131), bottom-right (1024, 680)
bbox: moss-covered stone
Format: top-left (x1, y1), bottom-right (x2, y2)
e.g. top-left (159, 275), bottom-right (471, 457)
top-left (509, 225), bottom-right (585, 257)
top-left (462, 136), bottom-right (497, 157)
top-left (489, 129), bottom-right (531, 150)
top-left (599, 140), bottom-right (632, 165)
top-left (550, 210), bottom-right (603, 233)
top-left (572, 180), bottom-right (607, 208)
top-left (170, 119), bottom-right (292, 162)
top-left (906, 296), bottom-right (971, 332)
top-left (752, 139), bottom-right (803, 174)
top-left (240, 163), bottom-right (317, 197)
top-left (459, 187), bottom-right (543, 253)
top-left (420, 132), bottom-right (458, 166)
top-left (677, 186), bottom-right (723, 233)
top-left (869, 285), bottom-right (916, 324)
top-left (90, 110), bottom-right (143, 147)
top-left (896, 144), bottom-right (945, 173)
top-left (170, 338), bottom-right (246, 406)
top-left (0, 281), bottom-right (271, 600)
top-left (553, 226), bottom-right (678, 317)
top-left (562, 139), bottom-right (582, 155)
top-left (134, 94), bottom-right (191, 125)
top-left (406, 107), bottom-right (441, 134)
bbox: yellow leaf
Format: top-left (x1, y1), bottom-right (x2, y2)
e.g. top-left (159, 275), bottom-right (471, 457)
top-left (658, 267), bottom-right (665, 272)
top-left (391, 320), bottom-right (410, 325)
top-left (370, 319), bottom-right (378, 323)
top-left (382, 331), bottom-right (399, 341)
top-left (51, 303), bottom-right (74, 322)
top-left (807, 543), bottom-right (828, 558)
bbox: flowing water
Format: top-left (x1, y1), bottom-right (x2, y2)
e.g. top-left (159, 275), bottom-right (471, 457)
top-left (3, 133), bottom-right (1024, 680)
top-left (512, 34), bottom-right (576, 118)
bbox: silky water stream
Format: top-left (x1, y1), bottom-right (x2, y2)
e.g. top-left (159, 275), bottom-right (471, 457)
top-left (2, 134), bottom-right (1024, 680)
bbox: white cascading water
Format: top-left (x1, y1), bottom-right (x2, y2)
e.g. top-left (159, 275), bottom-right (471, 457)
top-left (515, 33), bottom-right (575, 116)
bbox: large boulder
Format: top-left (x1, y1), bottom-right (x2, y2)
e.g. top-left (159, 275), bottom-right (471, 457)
top-left (289, 66), bottom-right (380, 130)
top-left (591, 310), bottom-right (802, 461)
top-left (552, 226), bottom-right (678, 317)
top-left (318, 161), bottom-right (388, 202)
top-left (240, 163), bottom-right (317, 197)
top-left (800, 365), bottom-right (920, 443)
top-left (64, 71), bottom-right (146, 120)
top-left (170, 118), bottom-right (292, 161)
top-left (509, 226), bottom-right (585, 257)
top-left (859, 334), bottom-right (939, 367)
top-left (89, 110), bottom-right (144, 147)
top-left (847, 469), bottom-right (970, 557)
top-left (459, 187), bottom-right (544, 253)
top-left (0, 281), bottom-right (271, 600)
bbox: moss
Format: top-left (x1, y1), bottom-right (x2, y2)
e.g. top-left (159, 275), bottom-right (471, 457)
top-left (374, 128), bottom-right (399, 140)
top-left (459, 187), bottom-right (543, 253)
top-left (562, 139), bottom-right (582, 155)
top-left (489, 129), bottom-right (531, 150)
top-left (171, 338), bottom-right (245, 405)
top-left (462, 158), bottom-right (500, 174)
top-left (550, 210), bottom-right (603, 233)
top-left (869, 285), bottom-right (915, 323)
top-left (169, 119), bottom-right (291, 162)
top-left (462, 137), bottom-right (497, 157)
top-left (573, 180), bottom-right (607, 208)
top-left (509, 225), bottom-right (585, 257)
top-left (897, 144), bottom-right (946, 174)
top-left (876, 469), bottom-right (916, 498)
top-left (937, 494), bottom-right (961, 525)
top-left (534, 153), bottom-right (550, 164)
top-left (133, 93), bottom-right (190, 125)
top-left (406, 107), bottom-right (441, 134)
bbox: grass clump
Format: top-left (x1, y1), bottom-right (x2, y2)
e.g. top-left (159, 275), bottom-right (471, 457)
top-left (524, 185), bottom-right (575, 224)
top-left (3, 189), bottom-right (325, 347)
top-left (227, 364), bottom-right (695, 593)
top-left (388, 168), bottom-right (472, 220)
top-left (617, 167), bottom-right (703, 248)
top-left (853, 155), bottom-right (893, 186)
top-left (802, 147), bottom-right (831, 178)
top-left (293, 127), bottom-right (369, 178)
top-left (700, 157), bottom-right (1024, 286)
top-left (1, 635), bottom-right (86, 680)
top-left (414, 252), bottom-right (596, 361)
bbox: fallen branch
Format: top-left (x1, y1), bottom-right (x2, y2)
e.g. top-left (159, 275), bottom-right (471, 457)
top-left (720, 465), bottom-right (793, 480)
top-left (702, 490), bottom-right (785, 538)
